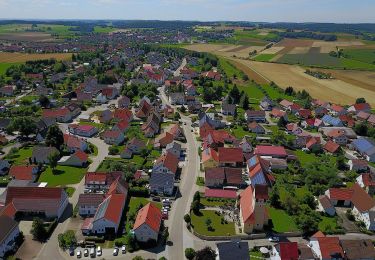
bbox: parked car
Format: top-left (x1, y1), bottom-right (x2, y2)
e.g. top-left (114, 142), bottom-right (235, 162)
top-left (162, 212), bottom-right (169, 220)
top-left (69, 247), bottom-right (75, 256)
top-left (84, 249), bottom-right (89, 257)
top-left (152, 196), bottom-right (161, 202)
top-left (113, 247), bottom-right (119, 256)
top-left (162, 198), bottom-right (171, 205)
top-left (97, 246), bottom-right (102, 256)
top-left (121, 245), bottom-right (126, 254)
top-left (268, 236), bottom-right (279, 242)
top-left (76, 250), bottom-right (81, 258)
top-left (90, 247), bottom-right (95, 257)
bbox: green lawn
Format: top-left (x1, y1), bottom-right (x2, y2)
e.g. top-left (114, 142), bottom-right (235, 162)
top-left (38, 166), bottom-right (87, 186)
top-left (191, 210), bottom-right (236, 236)
top-left (196, 177), bottom-right (205, 186)
top-left (294, 150), bottom-right (336, 168)
top-left (238, 84), bottom-right (265, 101)
top-left (5, 146), bottom-right (33, 165)
top-left (319, 216), bottom-right (341, 233)
top-left (219, 57), bottom-right (244, 78)
top-left (254, 54), bottom-right (277, 62)
top-left (229, 125), bottom-right (255, 139)
top-left (268, 207), bottom-right (299, 233)
top-left (93, 26), bottom-right (116, 33)
top-left (19, 95), bottom-right (39, 103)
top-left (0, 62), bottom-right (22, 76)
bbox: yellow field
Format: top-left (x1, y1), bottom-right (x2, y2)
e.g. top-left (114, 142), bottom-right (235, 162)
top-left (185, 43), bottom-right (264, 59)
top-left (231, 60), bottom-right (375, 106)
top-left (0, 52), bottom-right (72, 63)
top-left (184, 43), bottom-right (375, 106)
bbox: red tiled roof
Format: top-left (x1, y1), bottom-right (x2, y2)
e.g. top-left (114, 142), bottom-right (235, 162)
top-left (43, 108), bottom-right (70, 118)
top-left (279, 99), bottom-right (293, 108)
top-left (202, 148), bottom-right (219, 163)
top-left (115, 120), bottom-right (129, 131)
top-left (64, 134), bottom-right (84, 149)
top-left (361, 173), bottom-right (375, 187)
top-left (102, 130), bottom-right (122, 139)
top-left (114, 108), bottom-right (132, 121)
top-left (331, 104), bottom-right (344, 112)
top-left (353, 103), bottom-right (371, 111)
top-left (0, 202), bottom-right (17, 218)
top-left (205, 188), bottom-right (237, 199)
top-left (240, 186), bottom-right (255, 224)
top-left (254, 145), bottom-right (287, 157)
top-left (100, 194), bottom-right (126, 224)
top-left (9, 165), bottom-right (37, 181)
top-left (277, 242), bottom-right (299, 260)
top-left (155, 151), bottom-right (179, 174)
top-left (327, 129), bottom-right (345, 138)
top-left (323, 141), bottom-right (340, 153)
top-left (271, 108), bottom-right (286, 118)
top-left (254, 184), bottom-right (269, 200)
top-left (218, 147), bottom-right (243, 163)
top-left (5, 186), bottom-right (64, 205)
top-left (74, 150), bottom-right (88, 161)
top-left (329, 188), bottom-right (353, 200)
top-left (351, 183), bottom-right (375, 212)
top-left (133, 202), bottom-right (162, 233)
top-left (317, 237), bottom-right (344, 259)
top-left (85, 172), bottom-right (107, 183)
top-left (311, 231), bottom-right (326, 238)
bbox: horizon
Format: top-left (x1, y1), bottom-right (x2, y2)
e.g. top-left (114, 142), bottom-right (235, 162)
top-left (0, 0), bottom-right (374, 23)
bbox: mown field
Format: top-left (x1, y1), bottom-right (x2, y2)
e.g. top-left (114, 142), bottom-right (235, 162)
top-left (0, 52), bottom-right (72, 63)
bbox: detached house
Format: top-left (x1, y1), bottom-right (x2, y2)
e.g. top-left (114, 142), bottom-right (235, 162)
top-left (32, 146), bottom-right (59, 164)
top-left (270, 242), bottom-right (299, 260)
top-left (221, 102), bottom-right (236, 116)
top-left (348, 103), bottom-right (371, 113)
top-left (42, 108), bottom-right (72, 123)
top-left (244, 110), bottom-right (266, 123)
top-left (9, 165), bottom-right (38, 182)
top-left (68, 124), bottom-right (98, 137)
top-left (356, 173), bottom-right (375, 196)
top-left (239, 185), bottom-right (269, 233)
top-left (118, 96), bottom-right (131, 108)
top-left (4, 186), bottom-right (69, 219)
top-left (309, 234), bottom-right (344, 260)
top-left (218, 147), bottom-right (243, 167)
top-left (327, 129), bottom-right (348, 145)
top-left (64, 134), bottom-right (88, 152)
top-left (102, 130), bottom-right (125, 145)
top-left (152, 151), bottom-right (179, 176)
top-left (133, 203), bottom-right (162, 243)
top-left (141, 112), bottom-right (161, 137)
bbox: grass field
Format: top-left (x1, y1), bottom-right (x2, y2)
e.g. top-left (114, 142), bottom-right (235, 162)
top-left (38, 165), bottom-right (87, 186)
top-left (344, 49), bottom-right (375, 64)
top-left (0, 52), bottom-right (72, 63)
top-left (268, 207), bottom-right (299, 233)
top-left (191, 210), bottom-right (236, 236)
top-left (254, 54), bottom-right (277, 62)
top-left (0, 62), bottom-right (22, 76)
top-left (93, 26), bottom-right (116, 33)
top-left (219, 57), bottom-right (244, 78)
top-left (5, 146), bottom-right (33, 165)
top-left (233, 29), bottom-right (278, 42)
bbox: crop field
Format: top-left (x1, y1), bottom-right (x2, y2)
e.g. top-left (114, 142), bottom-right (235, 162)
top-left (0, 32), bottom-right (54, 42)
top-left (232, 60), bottom-right (375, 106)
top-left (277, 53), bottom-right (341, 67)
top-left (253, 54), bottom-right (277, 62)
top-left (184, 43), bottom-right (264, 59)
top-left (0, 52), bottom-right (72, 63)
top-left (343, 49), bottom-right (375, 64)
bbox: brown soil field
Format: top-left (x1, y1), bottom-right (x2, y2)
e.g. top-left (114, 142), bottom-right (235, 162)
top-left (321, 69), bottom-right (375, 92)
top-left (275, 39), bottom-right (314, 47)
top-left (231, 60), bottom-right (375, 106)
top-left (0, 32), bottom-right (54, 42)
top-left (0, 52), bottom-right (72, 63)
top-left (261, 46), bottom-right (284, 54)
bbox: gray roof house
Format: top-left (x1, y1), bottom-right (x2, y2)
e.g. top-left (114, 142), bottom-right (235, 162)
top-left (150, 172), bottom-right (174, 196)
top-left (32, 146), bottom-right (60, 164)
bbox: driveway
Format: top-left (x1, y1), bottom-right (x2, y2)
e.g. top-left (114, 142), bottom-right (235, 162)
top-left (336, 207), bottom-right (359, 232)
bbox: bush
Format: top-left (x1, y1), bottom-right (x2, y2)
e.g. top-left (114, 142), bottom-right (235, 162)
top-left (109, 146), bottom-right (120, 155)
top-left (185, 248), bottom-right (196, 260)
top-left (129, 187), bottom-right (150, 197)
top-left (85, 236), bottom-right (105, 243)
